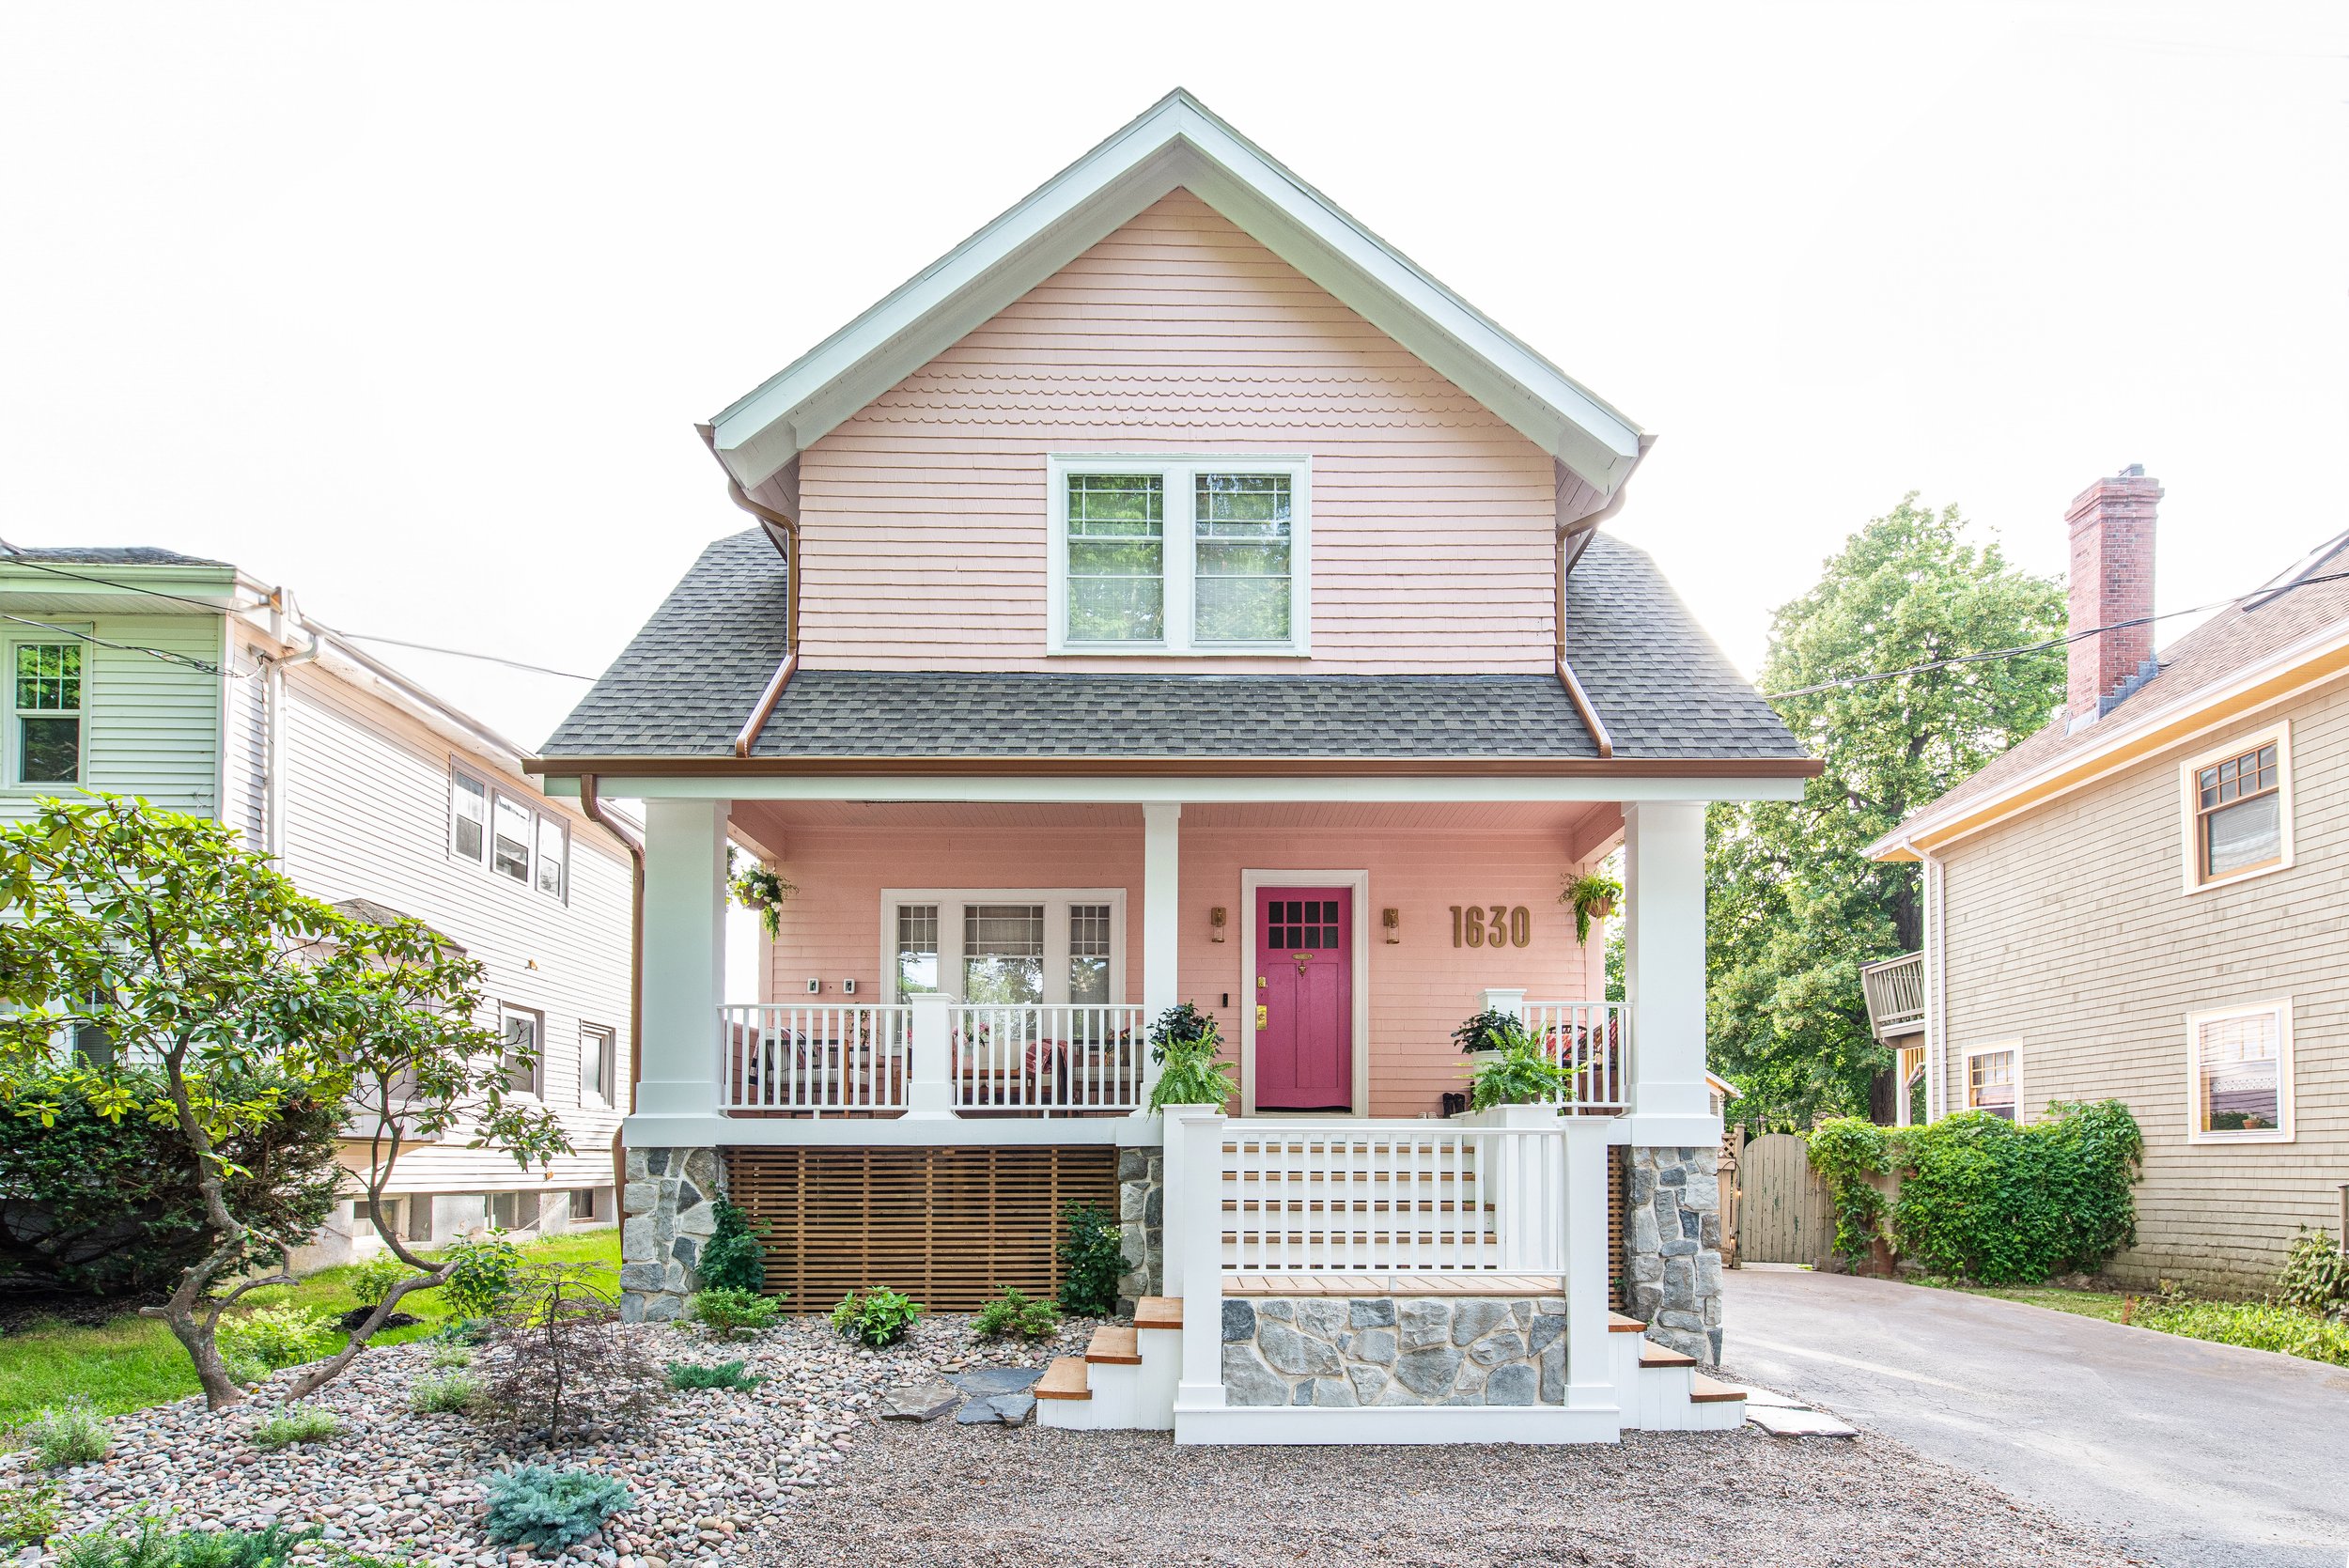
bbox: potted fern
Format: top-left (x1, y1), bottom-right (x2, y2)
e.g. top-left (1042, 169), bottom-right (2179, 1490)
top-left (1464, 1020), bottom-right (1564, 1119)
top-left (1146, 1002), bottom-right (1237, 1112)
top-left (1561, 871), bottom-right (1621, 945)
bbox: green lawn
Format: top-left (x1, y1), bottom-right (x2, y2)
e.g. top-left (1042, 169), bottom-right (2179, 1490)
top-left (1918, 1279), bottom-right (2131, 1323)
top-left (0, 1228), bottom-right (620, 1428)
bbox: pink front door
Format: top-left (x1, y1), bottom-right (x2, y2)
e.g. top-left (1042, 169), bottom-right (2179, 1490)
top-left (1254, 888), bottom-right (1353, 1111)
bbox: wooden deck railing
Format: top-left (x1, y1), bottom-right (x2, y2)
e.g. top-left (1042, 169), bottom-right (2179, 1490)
top-left (1859, 952), bottom-right (1926, 1041)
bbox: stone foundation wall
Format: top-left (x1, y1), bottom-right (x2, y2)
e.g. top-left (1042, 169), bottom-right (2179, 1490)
top-left (620, 1145), bottom-right (721, 1322)
top-left (1622, 1144), bottom-right (1723, 1363)
top-left (1221, 1295), bottom-right (1565, 1407)
top-left (1115, 1147), bottom-right (1162, 1311)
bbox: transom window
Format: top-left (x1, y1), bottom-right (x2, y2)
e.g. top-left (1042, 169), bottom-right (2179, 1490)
top-left (450, 766), bottom-right (568, 902)
top-left (2182, 727), bottom-right (2292, 889)
top-left (1050, 456), bottom-right (1309, 654)
top-left (1964, 1046), bottom-right (2018, 1121)
top-left (2187, 1001), bottom-right (2293, 1142)
top-left (884, 890), bottom-right (1125, 1005)
top-left (12, 642), bottom-right (84, 786)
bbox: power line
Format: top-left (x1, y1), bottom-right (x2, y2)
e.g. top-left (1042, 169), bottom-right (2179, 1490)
top-left (0, 613), bottom-right (233, 676)
top-left (0, 540), bottom-right (243, 614)
top-left (1764, 568), bottom-right (2349, 701)
top-left (316, 626), bottom-right (594, 682)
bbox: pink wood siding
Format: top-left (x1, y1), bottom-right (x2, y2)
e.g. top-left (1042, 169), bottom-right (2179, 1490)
top-left (737, 801), bottom-right (1607, 1117)
top-left (793, 191), bottom-right (1561, 672)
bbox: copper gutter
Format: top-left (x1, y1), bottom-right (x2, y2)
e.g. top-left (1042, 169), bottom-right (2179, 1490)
top-left (1555, 659), bottom-right (1615, 759)
top-left (578, 774), bottom-right (646, 1199)
top-left (734, 651), bottom-right (799, 758)
top-left (531, 753), bottom-right (1822, 780)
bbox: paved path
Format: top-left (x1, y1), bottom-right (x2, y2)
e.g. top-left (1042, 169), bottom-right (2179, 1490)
top-left (1724, 1268), bottom-right (2349, 1568)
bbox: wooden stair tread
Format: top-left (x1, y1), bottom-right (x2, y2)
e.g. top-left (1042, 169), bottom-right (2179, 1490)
top-left (1085, 1325), bottom-right (1141, 1365)
top-left (1134, 1296), bottom-right (1182, 1331)
top-left (1640, 1343), bottom-right (1700, 1369)
top-left (1607, 1312), bottom-right (1646, 1334)
top-left (1688, 1373), bottom-right (1746, 1405)
top-left (1035, 1356), bottom-right (1091, 1400)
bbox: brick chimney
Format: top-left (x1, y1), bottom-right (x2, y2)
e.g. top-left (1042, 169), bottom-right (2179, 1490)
top-left (2065, 464), bottom-right (2160, 722)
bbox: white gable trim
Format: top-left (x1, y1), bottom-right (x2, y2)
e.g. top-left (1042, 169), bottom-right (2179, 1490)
top-left (709, 90), bottom-right (1646, 500)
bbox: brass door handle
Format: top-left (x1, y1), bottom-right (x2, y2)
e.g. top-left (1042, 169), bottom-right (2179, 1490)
top-left (1255, 1004), bottom-right (1268, 1028)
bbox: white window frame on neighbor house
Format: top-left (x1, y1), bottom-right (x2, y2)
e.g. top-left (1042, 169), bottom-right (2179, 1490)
top-left (499, 1002), bottom-right (545, 1098)
top-left (2185, 1000), bottom-right (2294, 1145)
top-left (879, 889), bottom-right (1127, 1007)
top-left (2178, 723), bottom-right (2294, 893)
top-left (7, 634), bottom-right (88, 790)
top-left (1962, 1042), bottom-right (2021, 1121)
top-left (579, 1023), bottom-right (615, 1109)
top-left (1046, 454), bottom-right (1312, 656)
top-left (450, 763), bottom-right (569, 904)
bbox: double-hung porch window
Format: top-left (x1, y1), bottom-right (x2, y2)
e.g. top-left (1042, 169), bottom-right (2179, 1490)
top-left (885, 891), bottom-right (1125, 1006)
top-left (11, 641), bottom-right (84, 786)
top-left (1050, 456), bottom-right (1309, 653)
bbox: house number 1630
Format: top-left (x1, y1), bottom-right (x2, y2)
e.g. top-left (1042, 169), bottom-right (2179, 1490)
top-left (1450, 905), bottom-right (1531, 948)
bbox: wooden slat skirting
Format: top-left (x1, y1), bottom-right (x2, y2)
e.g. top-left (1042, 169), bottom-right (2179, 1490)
top-left (723, 1144), bottom-right (1118, 1313)
top-left (1609, 1146), bottom-right (1626, 1313)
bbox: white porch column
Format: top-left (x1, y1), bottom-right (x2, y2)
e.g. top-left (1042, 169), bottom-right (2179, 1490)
top-left (1171, 1104), bottom-right (1226, 1409)
top-left (1560, 1118), bottom-right (1619, 1415)
top-left (905, 992), bottom-right (954, 1119)
top-left (637, 798), bottom-right (727, 1120)
top-left (1623, 800), bottom-right (1718, 1143)
top-left (1141, 802), bottom-right (1181, 1099)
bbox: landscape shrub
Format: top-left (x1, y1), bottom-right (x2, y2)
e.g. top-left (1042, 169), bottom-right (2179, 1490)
top-left (408, 1371), bottom-right (479, 1414)
top-left (662, 1359), bottom-right (765, 1392)
top-left (0, 1065), bottom-right (341, 1298)
top-left (218, 1305), bottom-right (335, 1373)
top-left (1805, 1117), bottom-right (1891, 1268)
top-left (475, 1264), bottom-right (660, 1443)
top-left (481, 1467), bottom-right (631, 1552)
top-left (427, 1341), bottom-right (474, 1370)
top-left (2276, 1229), bottom-right (2349, 1321)
top-left (23, 1398), bottom-right (113, 1468)
top-left (429, 1315), bottom-right (493, 1347)
top-left (1891, 1101), bottom-right (2141, 1283)
top-left (686, 1285), bottom-right (782, 1338)
top-left (54, 1514), bottom-right (177, 1568)
top-left (0, 1483), bottom-right (59, 1547)
top-left (441, 1234), bottom-right (524, 1318)
top-left (1055, 1204), bottom-right (1125, 1317)
top-left (53, 1516), bottom-right (372, 1568)
top-left (251, 1405), bottom-right (338, 1450)
top-left (831, 1286), bottom-right (922, 1347)
top-left (171, 1522), bottom-right (319, 1568)
top-left (973, 1286), bottom-right (1061, 1341)
top-left (692, 1199), bottom-right (767, 1294)
top-left (350, 1254), bottom-right (420, 1309)
top-left (2134, 1296), bottom-right (2349, 1366)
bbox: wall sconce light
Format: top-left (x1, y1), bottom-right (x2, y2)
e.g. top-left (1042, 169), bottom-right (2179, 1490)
top-left (1209, 907), bottom-right (1228, 943)
top-left (1382, 908), bottom-right (1401, 944)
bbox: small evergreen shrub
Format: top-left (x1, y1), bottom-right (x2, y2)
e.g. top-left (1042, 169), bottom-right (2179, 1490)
top-left (0, 1483), bottom-right (60, 1547)
top-left (830, 1286), bottom-right (922, 1347)
top-left (23, 1398), bottom-right (113, 1468)
top-left (686, 1286), bottom-right (783, 1338)
top-left (429, 1315), bottom-right (493, 1347)
top-left (54, 1514), bottom-right (176, 1568)
top-left (251, 1405), bottom-right (338, 1450)
top-left (1055, 1204), bottom-right (1126, 1317)
top-left (409, 1371), bottom-right (480, 1414)
top-left (172, 1522), bottom-right (319, 1568)
top-left (441, 1234), bottom-right (524, 1318)
top-left (692, 1199), bottom-right (767, 1293)
top-left (2277, 1229), bottom-right (2349, 1320)
top-left (481, 1467), bottom-right (632, 1552)
top-left (972, 1287), bottom-right (1061, 1341)
top-left (662, 1359), bottom-right (766, 1392)
top-left (218, 1305), bottom-right (336, 1372)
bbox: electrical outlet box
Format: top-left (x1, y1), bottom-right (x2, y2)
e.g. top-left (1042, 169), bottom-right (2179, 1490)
top-left (842, 977), bottom-right (857, 995)
top-left (805, 977), bottom-right (821, 994)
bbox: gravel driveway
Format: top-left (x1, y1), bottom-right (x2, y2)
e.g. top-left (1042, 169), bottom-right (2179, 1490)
top-left (752, 1415), bottom-right (2132, 1568)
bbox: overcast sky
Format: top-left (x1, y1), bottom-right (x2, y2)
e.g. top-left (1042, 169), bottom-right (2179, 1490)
top-left (4, 3), bottom-right (2343, 747)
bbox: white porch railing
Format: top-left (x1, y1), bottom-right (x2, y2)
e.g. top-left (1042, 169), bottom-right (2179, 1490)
top-left (1218, 1122), bottom-right (1568, 1273)
top-left (719, 1003), bottom-right (911, 1114)
top-left (1860, 952), bottom-right (1926, 1041)
top-left (949, 1003), bottom-right (1148, 1115)
top-left (1521, 1001), bottom-right (1632, 1111)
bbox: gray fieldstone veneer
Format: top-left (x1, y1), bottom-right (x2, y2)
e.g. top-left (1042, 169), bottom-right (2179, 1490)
top-left (1623, 1144), bottom-right (1723, 1363)
top-left (620, 1145), bottom-right (722, 1322)
top-left (1220, 1295), bottom-right (1567, 1407)
top-left (1116, 1146), bottom-right (1163, 1311)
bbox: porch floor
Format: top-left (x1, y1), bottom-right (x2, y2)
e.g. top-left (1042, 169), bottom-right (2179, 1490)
top-left (1220, 1270), bottom-right (1564, 1297)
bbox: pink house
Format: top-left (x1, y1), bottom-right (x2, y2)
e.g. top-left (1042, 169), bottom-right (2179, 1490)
top-left (534, 91), bottom-right (1816, 1444)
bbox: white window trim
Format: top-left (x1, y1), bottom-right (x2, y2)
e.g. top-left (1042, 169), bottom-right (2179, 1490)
top-left (1045, 453), bottom-right (1313, 657)
top-left (2178, 722), bottom-right (2294, 893)
top-left (878, 888), bottom-right (1127, 1006)
top-left (2186, 999), bottom-right (2294, 1145)
top-left (498, 1001), bottom-right (546, 1099)
top-left (450, 759), bottom-right (569, 904)
top-left (1961, 1041), bottom-right (2022, 1122)
top-left (6, 630), bottom-right (91, 793)
top-left (1237, 868), bottom-right (1372, 1120)
top-left (579, 1023), bottom-right (616, 1110)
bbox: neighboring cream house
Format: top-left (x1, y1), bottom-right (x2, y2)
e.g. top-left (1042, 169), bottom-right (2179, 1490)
top-left (1866, 471), bottom-right (2349, 1293)
top-left (0, 546), bottom-right (633, 1263)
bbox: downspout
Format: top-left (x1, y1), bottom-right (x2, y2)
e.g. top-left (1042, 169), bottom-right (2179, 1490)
top-left (1554, 442), bottom-right (1652, 757)
top-left (260, 587), bottom-right (324, 863)
top-left (696, 424), bottom-right (799, 659)
top-left (580, 774), bottom-right (646, 1203)
top-left (1904, 838), bottom-right (1946, 1125)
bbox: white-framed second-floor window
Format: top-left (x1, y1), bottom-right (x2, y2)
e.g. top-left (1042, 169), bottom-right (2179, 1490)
top-left (10, 640), bottom-right (85, 787)
top-left (2186, 1000), bottom-right (2293, 1143)
top-left (882, 889), bottom-right (1126, 1006)
top-left (450, 765), bottom-right (568, 902)
top-left (1047, 455), bottom-right (1311, 655)
top-left (1963, 1044), bottom-right (2020, 1121)
top-left (2180, 724), bottom-right (2293, 891)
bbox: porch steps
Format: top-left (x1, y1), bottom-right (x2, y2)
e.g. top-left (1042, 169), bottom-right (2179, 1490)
top-left (1688, 1373), bottom-right (1746, 1405)
top-left (1135, 1296), bottom-right (1183, 1330)
top-left (1085, 1325), bottom-right (1142, 1364)
top-left (1035, 1357), bottom-right (1090, 1402)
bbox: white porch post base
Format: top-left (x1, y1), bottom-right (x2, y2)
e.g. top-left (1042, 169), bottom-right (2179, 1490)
top-left (905, 992), bottom-right (954, 1119)
top-left (1561, 1117), bottom-right (1619, 1413)
top-left (1170, 1104), bottom-right (1226, 1410)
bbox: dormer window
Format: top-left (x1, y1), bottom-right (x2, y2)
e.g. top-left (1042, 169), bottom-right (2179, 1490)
top-left (1049, 456), bottom-right (1310, 655)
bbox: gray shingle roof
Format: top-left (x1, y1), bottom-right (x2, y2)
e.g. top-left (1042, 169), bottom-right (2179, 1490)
top-left (541, 528), bottom-right (1803, 764)
top-left (6, 546), bottom-right (230, 567)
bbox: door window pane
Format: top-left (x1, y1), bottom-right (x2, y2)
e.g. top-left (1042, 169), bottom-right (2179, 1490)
top-left (895, 905), bottom-right (940, 996)
top-left (963, 904), bottom-right (1044, 1004)
top-left (1069, 904), bottom-right (1112, 1004)
top-left (1194, 474), bottom-right (1292, 641)
top-left (492, 797), bottom-right (533, 882)
top-left (2198, 1012), bottom-right (2280, 1133)
top-left (452, 772), bottom-right (488, 862)
top-left (535, 816), bottom-right (568, 898)
top-left (1066, 474), bottom-right (1164, 641)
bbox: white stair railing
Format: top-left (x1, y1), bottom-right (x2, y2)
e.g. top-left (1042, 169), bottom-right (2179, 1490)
top-left (1521, 1001), bottom-right (1632, 1111)
top-left (948, 1003), bottom-right (1148, 1115)
top-left (718, 1003), bottom-right (911, 1114)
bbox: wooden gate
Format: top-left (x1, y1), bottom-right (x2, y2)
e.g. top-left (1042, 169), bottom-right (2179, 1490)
top-left (1736, 1132), bottom-right (1835, 1266)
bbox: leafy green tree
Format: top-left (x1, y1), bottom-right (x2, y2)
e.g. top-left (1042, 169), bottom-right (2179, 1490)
top-left (1708, 497), bottom-right (2064, 1129)
top-left (0, 797), bottom-right (568, 1407)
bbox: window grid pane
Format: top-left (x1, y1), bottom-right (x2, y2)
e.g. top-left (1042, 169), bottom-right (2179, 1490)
top-left (1968, 1050), bottom-right (2016, 1120)
top-left (895, 904), bottom-right (941, 996)
top-left (1069, 903), bottom-right (1112, 1004)
top-left (492, 797), bottom-right (533, 882)
top-left (1194, 474), bottom-right (1292, 642)
top-left (14, 644), bottom-right (82, 712)
top-left (963, 903), bottom-right (1045, 1005)
top-left (452, 773), bottom-right (488, 862)
top-left (502, 1010), bottom-right (540, 1094)
top-left (1067, 474), bottom-right (1165, 642)
top-left (2199, 1012), bottom-right (2281, 1133)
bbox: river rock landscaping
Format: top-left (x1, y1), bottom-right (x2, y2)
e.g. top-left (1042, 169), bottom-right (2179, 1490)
top-left (3, 1312), bottom-right (1094, 1568)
